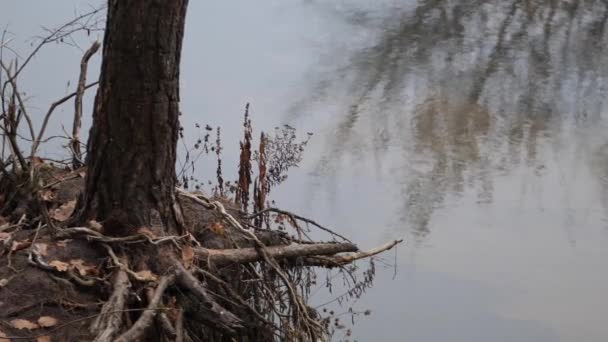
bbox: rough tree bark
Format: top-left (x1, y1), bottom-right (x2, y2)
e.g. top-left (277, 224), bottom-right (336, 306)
top-left (78, 0), bottom-right (188, 235)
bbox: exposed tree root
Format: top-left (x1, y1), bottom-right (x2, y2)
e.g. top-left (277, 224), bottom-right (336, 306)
top-left (115, 274), bottom-right (175, 342)
top-left (174, 259), bottom-right (245, 334)
top-left (91, 267), bottom-right (130, 342)
top-left (0, 167), bottom-right (402, 341)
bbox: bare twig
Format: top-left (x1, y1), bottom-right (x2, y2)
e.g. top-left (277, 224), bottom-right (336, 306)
top-left (9, 6), bottom-right (105, 83)
top-left (72, 41), bottom-right (100, 168)
top-left (2, 83), bottom-right (27, 169)
top-left (174, 260), bottom-right (244, 334)
top-left (31, 81), bottom-right (99, 158)
top-left (196, 267), bottom-right (279, 332)
top-left (246, 207), bottom-right (352, 242)
top-left (0, 59), bottom-right (36, 145)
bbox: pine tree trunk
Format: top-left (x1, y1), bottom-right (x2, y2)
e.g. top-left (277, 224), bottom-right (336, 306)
top-left (79, 0), bottom-right (188, 235)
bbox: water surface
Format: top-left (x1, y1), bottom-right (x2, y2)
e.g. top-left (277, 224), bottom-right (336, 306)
top-left (199, 1), bottom-right (608, 341)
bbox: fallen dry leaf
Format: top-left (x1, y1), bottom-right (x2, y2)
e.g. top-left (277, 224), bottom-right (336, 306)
top-left (181, 245), bottom-right (195, 267)
top-left (37, 316), bottom-right (58, 328)
top-left (49, 260), bottom-right (69, 272)
top-left (69, 259), bottom-right (98, 276)
top-left (37, 336), bottom-right (51, 342)
top-left (40, 189), bottom-right (55, 202)
top-left (0, 232), bottom-right (10, 241)
top-left (165, 296), bottom-right (180, 321)
top-left (0, 329), bottom-right (9, 342)
top-left (31, 156), bottom-right (45, 168)
top-left (56, 239), bottom-right (71, 248)
top-left (34, 243), bottom-right (49, 256)
top-left (10, 318), bottom-right (39, 330)
top-left (210, 222), bottom-right (225, 235)
top-left (0, 278), bottom-right (9, 287)
top-left (78, 170), bottom-right (86, 178)
top-left (52, 200), bottom-right (76, 222)
top-left (88, 220), bottom-right (103, 232)
top-left (11, 240), bottom-right (31, 252)
top-left (134, 270), bottom-right (158, 282)
top-left (137, 227), bottom-right (156, 239)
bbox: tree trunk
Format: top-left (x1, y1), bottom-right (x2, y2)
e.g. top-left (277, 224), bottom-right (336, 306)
top-left (79, 0), bottom-right (188, 235)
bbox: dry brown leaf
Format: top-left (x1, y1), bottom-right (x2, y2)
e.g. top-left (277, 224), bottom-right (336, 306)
top-left (37, 336), bottom-right (51, 342)
top-left (11, 318), bottom-right (39, 330)
top-left (134, 270), bottom-right (158, 282)
top-left (49, 260), bottom-right (69, 272)
top-left (40, 189), bottom-right (55, 202)
top-left (11, 240), bottom-right (31, 252)
top-left (165, 296), bottom-right (180, 321)
top-left (0, 278), bottom-right (9, 288)
top-left (137, 227), bottom-right (156, 238)
top-left (78, 170), bottom-right (86, 178)
top-left (34, 243), bottom-right (49, 256)
top-left (0, 232), bottom-right (10, 241)
top-left (37, 316), bottom-right (58, 328)
top-left (56, 239), bottom-right (71, 248)
top-left (0, 329), bottom-right (9, 342)
top-left (181, 245), bottom-right (195, 267)
top-left (69, 259), bottom-right (97, 276)
top-left (87, 220), bottom-right (103, 232)
top-left (210, 222), bottom-right (225, 235)
top-left (52, 200), bottom-right (76, 222)
top-left (31, 156), bottom-right (45, 168)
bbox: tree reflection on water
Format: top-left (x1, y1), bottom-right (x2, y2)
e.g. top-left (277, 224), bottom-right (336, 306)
top-left (290, 0), bottom-right (608, 237)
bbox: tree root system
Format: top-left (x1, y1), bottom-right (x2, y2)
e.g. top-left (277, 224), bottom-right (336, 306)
top-left (0, 166), bottom-right (401, 341)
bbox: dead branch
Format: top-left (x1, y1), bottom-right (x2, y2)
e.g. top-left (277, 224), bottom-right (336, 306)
top-left (304, 239), bottom-right (403, 267)
top-left (2, 84), bottom-right (27, 169)
top-left (30, 81), bottom-right (98, 158)
top-left (72, 41), bottom-right (100, 168)
top-left (195, 242), bottom-right (358, 267)
top-left (115, 274), bottom-right (175, 342)
top-left (0, 59), bottom-right (36, 145)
